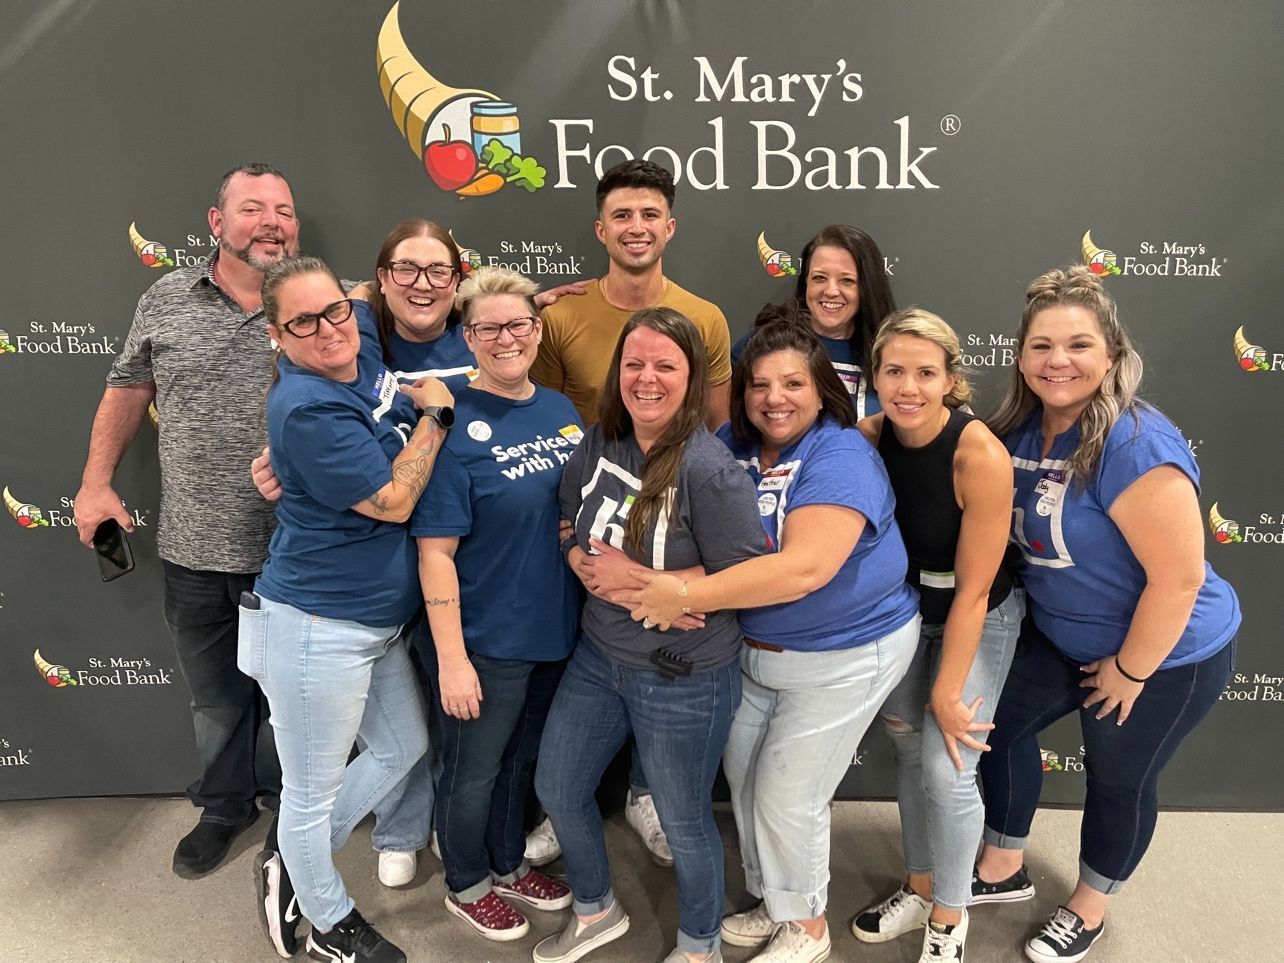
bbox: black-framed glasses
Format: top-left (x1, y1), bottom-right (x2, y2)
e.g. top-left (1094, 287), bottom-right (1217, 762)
top-left (466, 317), bottom-right (538, 341)
top-left (386, 260), bottom-right (457, 288)
top-left (281, 298), bottom-right (354, 337)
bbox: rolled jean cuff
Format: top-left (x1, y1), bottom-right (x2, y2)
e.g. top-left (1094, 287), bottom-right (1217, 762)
top-left (453, 875), bottom-right (495, 905)
top-left (1079, 858), bottom-right (1127, 896)
top-left (764, 886), bottom-right (826, 922)
top-left (982, 825), bottom-right (1029, 850)
top-left (373, 843), bottom-right (425, 854)
top-left (492, 859), bottom-right (530, 885)
top-left (676, 928), bottom-right (719, 955)
top-left (572, 887), bottom-right (616, 917)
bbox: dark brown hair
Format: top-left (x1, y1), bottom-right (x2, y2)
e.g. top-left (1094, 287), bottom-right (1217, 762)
top-left (729, 319), bottom-right (856, 447)
top-left (598, 307), bottom-right (708, 555)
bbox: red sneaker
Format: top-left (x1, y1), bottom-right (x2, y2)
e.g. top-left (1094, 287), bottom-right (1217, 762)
top-left (493, 868), bottom-right (574, 911)
top-left (444, 891), bottom-right (530, 942)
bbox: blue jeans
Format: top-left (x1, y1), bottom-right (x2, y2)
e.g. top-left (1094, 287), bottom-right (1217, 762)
top-left (370, 615), bottom-right (440, 854)
top-left (434, 655), bottom-right (566, 901)
top-left (238, 597), bottom-right (428, 930)
top-left (535, 638), bottom-right (740, 955)
top-left (878, 591), bottom-right (1023, 909)
top-left (722, 616), bottom-right (919, 921)
top-left (162, 560), bottom-right (279, 823)
top-left (979, 617), bottom-right (1234, 894)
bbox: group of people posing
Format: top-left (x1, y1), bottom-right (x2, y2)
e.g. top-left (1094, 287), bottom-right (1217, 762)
top-left (77, 159), bottom-right (1239, 963)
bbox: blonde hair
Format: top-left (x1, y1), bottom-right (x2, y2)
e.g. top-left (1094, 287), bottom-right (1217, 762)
top-left (987, 265), bottom-right (1144, 479)
top-left (455, 266), bottom-right (540, 320)
top-left (871, 306), bottom-right (972, 408)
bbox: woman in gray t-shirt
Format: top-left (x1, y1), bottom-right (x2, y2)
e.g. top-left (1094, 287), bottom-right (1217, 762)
top-left (533, 307), bottom-right (765, 963)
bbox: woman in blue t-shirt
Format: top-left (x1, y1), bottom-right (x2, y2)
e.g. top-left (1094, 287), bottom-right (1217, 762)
top-left (626, 321), bottom-right (921, 963)
top-left (411, 268), bottom-right (583, 943)
top-left (850, 308), bottom-right (1020, 963)
top-left (238, 256), bottom-right (454, 963)
top-left (975, 266), bottom-right (1239, 963)
top-left (731, 224), bottom-right (896, 418)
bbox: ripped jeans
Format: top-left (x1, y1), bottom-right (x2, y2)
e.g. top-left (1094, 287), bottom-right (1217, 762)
top-left (878, 590), bottom-right (1023, 909)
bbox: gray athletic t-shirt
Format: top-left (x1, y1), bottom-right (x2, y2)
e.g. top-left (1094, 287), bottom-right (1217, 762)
top-left (559, 424), bottom-right (766, 671)
top-left (107, 256), bottom-right (277, 572)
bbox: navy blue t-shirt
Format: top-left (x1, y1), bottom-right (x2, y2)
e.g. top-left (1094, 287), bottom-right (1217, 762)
top-left (1007, 405), bottom-right (1240, 667)
top-left (719, 417), bottom-right (918, 650)
top-left (381, 307), bottom-right (478, 395)
top-left (256, 307), bottom-right (420, 627)
top-left (411, 385), bottom-right (584, 661)
top-left (732, 331), bottom-right (881, 418)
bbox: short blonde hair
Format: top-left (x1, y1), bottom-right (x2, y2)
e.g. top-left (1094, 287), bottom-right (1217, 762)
top-left (871, 306), bottom-right (972, 408)
top-left (455, 266), bottom-right (539, 321)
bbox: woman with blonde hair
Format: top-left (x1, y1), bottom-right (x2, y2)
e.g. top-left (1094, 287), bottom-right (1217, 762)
top-left (975, 267), bottom-right (1238, 963)
top-left (850, 307), bottom-right (1020, 963)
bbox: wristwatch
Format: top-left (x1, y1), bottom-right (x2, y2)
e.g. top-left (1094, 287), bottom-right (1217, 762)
top-left (421, 405), bottom-right (455, 429)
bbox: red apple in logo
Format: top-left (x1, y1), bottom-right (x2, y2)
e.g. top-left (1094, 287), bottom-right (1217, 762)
top-left (423, 125), bottom-right (478, 191)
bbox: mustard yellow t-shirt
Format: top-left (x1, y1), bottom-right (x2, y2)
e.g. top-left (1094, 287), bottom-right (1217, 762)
top-left (533, 279), bottom-right (731, 425)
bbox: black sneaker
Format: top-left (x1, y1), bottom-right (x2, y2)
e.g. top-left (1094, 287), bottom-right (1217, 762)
top-left (306, 908), bottom-right (406, 963)
top-left (255, 849), bottom-right (301, 958)
top-left (172, 811), bottom-right (258, 878)
top-left (970, 864), bottom-right (1035, 904)
top-left (1024, 906), bottom-right (1104, 963)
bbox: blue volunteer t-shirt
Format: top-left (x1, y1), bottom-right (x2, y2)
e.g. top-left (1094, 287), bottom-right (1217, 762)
top-left (356, 300), bottom-right (478, 394)
top-left (411, 385), bottom-right (584, 661)
top-left (718, 416), bottom-right (918, 650)
top-left (732, 331), bottom-right (880, 418)
top-left (1007, 405), bottom-right (1240, 667)
top-left (256, 305), bottom-right (421, 627)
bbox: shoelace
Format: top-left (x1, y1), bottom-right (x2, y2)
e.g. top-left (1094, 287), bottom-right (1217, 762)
top-left (336, 914), bottom-right (384, 955)
top-left (1040, 910), bottom-right (1081, 948)
top-left (878, 887), bottom-right (916, 918)
top-left (634, 798), bottom-right (664, 841)
top-left (924, 928), bottom-right (960, 959)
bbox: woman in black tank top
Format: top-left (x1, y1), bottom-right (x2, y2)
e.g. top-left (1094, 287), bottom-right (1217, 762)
top-left (849, 308), bottom-right (1022, 963)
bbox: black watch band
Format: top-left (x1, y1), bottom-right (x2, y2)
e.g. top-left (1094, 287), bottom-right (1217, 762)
top-left (421, 405), bottom-right (455, 429)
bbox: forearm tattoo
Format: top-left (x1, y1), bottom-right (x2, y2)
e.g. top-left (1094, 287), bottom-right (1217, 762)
top-left (365, 421), bottom-right (445, 516)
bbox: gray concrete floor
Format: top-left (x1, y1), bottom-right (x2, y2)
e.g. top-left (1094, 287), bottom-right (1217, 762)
top-left (0, 797), bottom-right (1278, 962)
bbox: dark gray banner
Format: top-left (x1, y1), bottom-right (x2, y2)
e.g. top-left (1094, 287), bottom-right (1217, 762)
top-left (1, 0), bottom-right (1279, 808)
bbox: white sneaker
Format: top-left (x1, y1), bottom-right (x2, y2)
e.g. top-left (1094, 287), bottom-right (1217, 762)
top-left (376, 849), bottom-right (416, 887)
top-left (749, 922), bottom-right (831, 963)
top-left (721, 902), bottom-right (778, 948)
top-left (524, 817), bottom-right (561, 867)
top-left (430, 830), bottom-right (441, 862)
top-left (624, 790), bottom-right (674, 867)
top-left (919, 910), bottom-right (967, 962)
top-left (851, 884), bottom-right (931, 943)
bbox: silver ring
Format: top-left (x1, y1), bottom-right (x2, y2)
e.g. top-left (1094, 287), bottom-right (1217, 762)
top-left (642, 618), bottom-right (655, 629)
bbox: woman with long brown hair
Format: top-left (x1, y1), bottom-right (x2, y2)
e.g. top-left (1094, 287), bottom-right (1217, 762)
top-left (532, 308), bottom-right (766, 963)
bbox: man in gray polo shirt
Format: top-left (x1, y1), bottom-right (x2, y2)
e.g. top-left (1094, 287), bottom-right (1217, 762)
top-left (74, 163), bottom-right (299, 878)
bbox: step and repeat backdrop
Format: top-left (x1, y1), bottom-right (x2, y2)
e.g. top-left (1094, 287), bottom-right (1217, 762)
top-left (1, 1), bottom-right (1279, 807)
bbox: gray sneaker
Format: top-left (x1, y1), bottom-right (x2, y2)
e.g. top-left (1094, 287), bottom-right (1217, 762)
top-left (661, 949), bottom-right (723, 962)
top-left (532, 901), bottom-right (630, 963)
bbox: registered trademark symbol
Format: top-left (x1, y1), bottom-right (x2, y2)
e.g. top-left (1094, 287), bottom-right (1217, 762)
top-left (940, 114), bottom-right (961, 135)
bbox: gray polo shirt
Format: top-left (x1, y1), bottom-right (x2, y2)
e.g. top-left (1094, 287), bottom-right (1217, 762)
top-left (107, 254), bottom-right (277, 572)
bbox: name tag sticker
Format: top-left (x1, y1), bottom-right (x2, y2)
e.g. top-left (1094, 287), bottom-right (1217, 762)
top-left (1035, 470), bottom-right (1067, 516)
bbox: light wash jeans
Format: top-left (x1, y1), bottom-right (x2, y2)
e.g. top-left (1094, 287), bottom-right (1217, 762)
top-left (722, 615), bottom-right (919, 921)
top-left (878, 590), bottom-right (1023, 909)
top-left (237, 597), bottom-right (428, 931)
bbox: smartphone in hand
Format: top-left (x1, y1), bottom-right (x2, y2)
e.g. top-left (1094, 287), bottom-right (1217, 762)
top-left (93, 519), bottom-right (135, 582)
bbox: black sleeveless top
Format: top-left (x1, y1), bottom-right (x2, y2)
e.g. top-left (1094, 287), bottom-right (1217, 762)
top-left (878, 407), bottom-right (1013, 625)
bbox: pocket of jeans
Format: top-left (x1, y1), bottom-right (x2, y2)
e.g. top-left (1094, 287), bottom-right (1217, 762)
top-left (237, 606), bottom-right (269, 681)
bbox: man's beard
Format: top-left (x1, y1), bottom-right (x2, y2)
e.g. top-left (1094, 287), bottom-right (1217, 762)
top-left (220, 235), bottom-right (288, 273)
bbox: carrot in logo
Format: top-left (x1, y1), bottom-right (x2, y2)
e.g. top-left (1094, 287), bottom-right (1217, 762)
top-left (1233, 326), bottom-right (1270, 373)
top-left (34, 649), bottom-right (78, 687)
top-left (448, 229), bottom-right (482, 275)
top-left (129, 222), bottom-right (175, 269)
top-left (1208, 502), bottom-right (1243, 544)
top-left (1081, 230), bottom-right (1120, 278)
top-left (377, 2), bottom-right (547, 198)
top-left (756, 232), bottom-right (797, 278)
top-left (4, 486), bottom-right (49, 529)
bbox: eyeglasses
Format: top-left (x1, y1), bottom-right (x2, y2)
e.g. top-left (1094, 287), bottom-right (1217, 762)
top-left (386, 260), bottom-right (457, 288)
top-left (281, 298), bottom-right (354, 337)
top-left (466, 317), bottom-right (538, 341)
